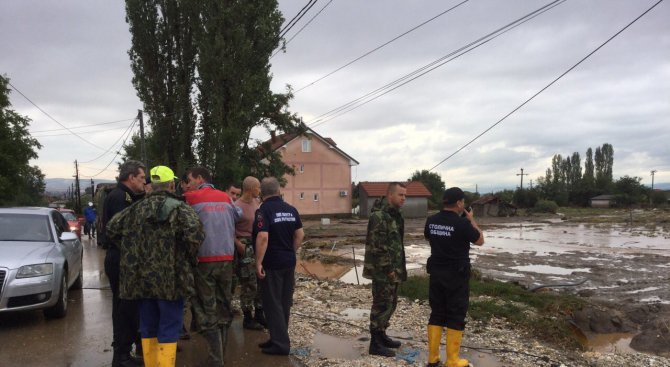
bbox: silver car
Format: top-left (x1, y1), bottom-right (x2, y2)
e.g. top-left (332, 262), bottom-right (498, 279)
top-left (0, 207), bottom-right (83, 318)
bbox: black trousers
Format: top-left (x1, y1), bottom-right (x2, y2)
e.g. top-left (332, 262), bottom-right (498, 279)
top-left (104, 247), bottom-right (140, 355)
top-left (428, 263), bottom-right (470, 330)
top-left (260, 267), bottom-right (295, 353)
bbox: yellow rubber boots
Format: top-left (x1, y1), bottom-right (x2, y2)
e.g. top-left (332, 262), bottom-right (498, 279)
top-left (427, 325), bottom-right (442, 366)
top-left (445, 328), bottom-right (469, 367)
top-left (157, 342), bottom-right (177, 367)
top-left (141, 338), bottom-right (158, 367)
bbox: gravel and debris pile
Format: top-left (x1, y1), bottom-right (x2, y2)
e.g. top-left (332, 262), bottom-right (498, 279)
top-left (286, 276), bottom-right (670, 367)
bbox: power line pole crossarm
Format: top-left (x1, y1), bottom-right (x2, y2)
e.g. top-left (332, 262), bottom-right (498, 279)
top-left (516, 168), bottom-right (529, 190)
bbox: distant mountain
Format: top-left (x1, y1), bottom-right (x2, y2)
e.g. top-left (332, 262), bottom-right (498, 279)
top-left (45, 178), bottom-right (115, 193)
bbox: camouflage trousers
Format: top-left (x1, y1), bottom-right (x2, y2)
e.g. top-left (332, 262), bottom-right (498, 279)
top-left (369, 279), bottom-right (399, 333)
top-left (236, 237), bottom-right (262, 312)
top-left (192, 261), bottom-right (233, 332)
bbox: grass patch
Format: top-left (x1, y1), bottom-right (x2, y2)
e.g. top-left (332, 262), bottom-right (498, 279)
top-left (399, 274), bottom-right (586, 349)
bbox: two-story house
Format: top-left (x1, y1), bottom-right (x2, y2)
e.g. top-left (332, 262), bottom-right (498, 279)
top-left (263, 127), bottom-right (359, 215)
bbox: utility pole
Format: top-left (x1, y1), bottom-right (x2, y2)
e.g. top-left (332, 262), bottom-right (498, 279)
top-left (74, 160), bottom-right (81, 213)
top-left (138, 109), bottom-right (147, 166)
top-left (529, 179), bottom-right (533, 189)
top-left (516, 168), bottom-right (528, 190)
top-left (651, 170), bottom-right (657, 190)
top-left (90, 178), bottom-right (95, 201)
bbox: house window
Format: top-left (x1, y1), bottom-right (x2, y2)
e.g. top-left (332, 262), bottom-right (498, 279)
top-left (299, 192), bottom-right (304, 200)
top-left (299, 164), bottom-right (304, 173)
top-left (302, 139), bottom-right (311, 152)
top-left (313, 193), bottom-right (319, 202)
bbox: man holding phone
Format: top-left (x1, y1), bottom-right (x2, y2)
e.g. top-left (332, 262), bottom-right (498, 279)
top-left (423, 187), bottom-right (484, 367)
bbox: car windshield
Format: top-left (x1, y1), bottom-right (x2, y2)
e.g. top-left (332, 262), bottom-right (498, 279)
top-left (0, 213), bottom-right (53, 242)
top-left (60, 212), bottom-right (77, 221)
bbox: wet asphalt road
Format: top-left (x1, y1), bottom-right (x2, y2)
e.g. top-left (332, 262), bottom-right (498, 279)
top-left (0, 238), bottom-right (305, 367)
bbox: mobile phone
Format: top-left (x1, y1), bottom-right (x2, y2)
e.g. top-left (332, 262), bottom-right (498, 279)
top-left (461, 206), bottom-right (472, 218)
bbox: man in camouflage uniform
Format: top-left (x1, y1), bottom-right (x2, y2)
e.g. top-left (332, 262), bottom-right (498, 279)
top-left (106, 166), bottom-right (204, 367)
top-left (234, 176), bottom-right (265, 330)
top-left (184, 167), bottom-right (241, 366)
top-left (362, 182), bottom-right (408, 357)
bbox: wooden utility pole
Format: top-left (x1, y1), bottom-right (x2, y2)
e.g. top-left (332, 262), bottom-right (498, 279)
top-left (516, 168), bottom-right (528, 190)
top-left (651, 170), bottom-right (657, 190)
top-left (74, 160), bottom-right (81, 213)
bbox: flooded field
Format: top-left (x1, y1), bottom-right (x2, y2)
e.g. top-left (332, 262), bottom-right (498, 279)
top-left (297, 212), bottom-right (670, 357)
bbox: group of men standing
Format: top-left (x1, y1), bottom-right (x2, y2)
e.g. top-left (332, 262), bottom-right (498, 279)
top-left (98, 160), bottom-right (303, 367)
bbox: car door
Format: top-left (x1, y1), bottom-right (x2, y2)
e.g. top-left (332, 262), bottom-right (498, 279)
top-left (52, 211), bottom-right (80, 283)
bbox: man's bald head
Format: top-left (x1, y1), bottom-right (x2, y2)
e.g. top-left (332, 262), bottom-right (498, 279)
top-left (242, 176), bottom-right (260, 191)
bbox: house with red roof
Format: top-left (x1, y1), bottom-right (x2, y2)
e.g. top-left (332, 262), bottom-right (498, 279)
top-left (262, 127), bottom-right (359, 215)
top-left (358, 181), bottom-right (432, 218)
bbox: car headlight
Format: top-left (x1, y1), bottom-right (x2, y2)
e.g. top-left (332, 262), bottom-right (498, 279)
top-left (70, 226), bottom-right (77, 231)
top-left (16, 263), bottom-right (54, 278)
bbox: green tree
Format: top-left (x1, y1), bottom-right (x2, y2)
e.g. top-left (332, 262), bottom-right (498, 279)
top-left (125, 0), bottom-right (198, 173)
top-left (192, 0), bottom-right (303, 184)
top-left (124, 0), bottom-right (303, 184)
top-left (0, 75), bottom-right (45, 206)
top-left (409, 170), bottom-right (445, 208)
top-left (613, 175), bottom-right (646, 207)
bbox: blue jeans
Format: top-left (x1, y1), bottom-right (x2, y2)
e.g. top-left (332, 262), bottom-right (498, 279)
top-left (139, 299), bottom-right (185, 343)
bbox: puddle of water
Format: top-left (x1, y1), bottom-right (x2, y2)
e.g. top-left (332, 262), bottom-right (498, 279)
top-left (510, 265), bottom-right (590, 275)
top-left (585, 332), bottom-right (637, 354)
top-left (340, 308), bottom-right (369, 320)
top-left (296, 259), bottom-right (350, 280)
top-left (339, 265), bottom-right (370, 285)
top-left (639, 296), bottom-right (670, 304)
top-left (625, 287), bottom-right (661, 294)
top-left (311, 332), bottom-right (363, 360)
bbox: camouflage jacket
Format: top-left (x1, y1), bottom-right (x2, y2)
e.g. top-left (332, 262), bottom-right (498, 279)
top-left (362, 197), bottom-right (407, 282)
top-left (106, 191), bottom-right (204, 300)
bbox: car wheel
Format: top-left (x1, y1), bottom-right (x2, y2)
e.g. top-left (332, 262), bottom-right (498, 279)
top-left (44, 272), bottom-right (68, 319)
top-left (72, 258), bottom-right (83, 290)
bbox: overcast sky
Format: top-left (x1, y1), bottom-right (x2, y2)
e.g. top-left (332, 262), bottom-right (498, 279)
top-left (1, 0), bottom-right (668, 193)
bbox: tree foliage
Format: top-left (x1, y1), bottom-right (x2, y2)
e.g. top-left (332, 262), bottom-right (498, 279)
top-left (124, 0), bottom-right (304, 184)
top-left (613, 175), bottom-right (646, 207)
top-left (0, 75), bottom-right (45, 206)
top-left (409, 170), bottom-right (445, 208)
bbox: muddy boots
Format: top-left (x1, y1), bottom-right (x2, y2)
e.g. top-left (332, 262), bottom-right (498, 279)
top-left (369, 331), bottom-right (395, 357)
top-left (157, 342), bottom-right (177, 367)
top-left (381, 331), bottom-right (401, 348)
top-left (141, 338), bottom-right (158, 367)
top-left (254, 307), bottom-right (267, 328)
top-left (243, 310), bottom-right (264, 330)
top-left (202, 329), bottom-right (224, 367)
top-left (445, 328), bottom-right (469, 367)
top-left (426, 325), bottom-right (442, 367)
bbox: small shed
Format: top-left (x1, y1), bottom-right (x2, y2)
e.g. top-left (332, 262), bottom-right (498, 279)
top-left (358, 181), bottom-right (432, 218)
top-left (590, 194), bottom-right (616, 208)
top-left (472, 195), bottom-right (517, 217)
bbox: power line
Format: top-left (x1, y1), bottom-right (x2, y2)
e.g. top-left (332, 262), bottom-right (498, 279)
top-left (428, 0), bottom-right (664, 172)
top-left (33, 123), bottom-right (134, 137)
top-left (279, 0), bottom-right (318, 40)
top-left (30, 117), bottom-right (135, 133)
top-left (6, 81), bottom-right (107, 151)
top-left (80, 118), bottom-right (138, 164)
top-left (81, 118), bottom-right (140, 178)
top-left (308, 0), bottom-right (566, 128)
top-left (272, 0), bottom-right (334, 59)
top-left (294, 0), bottom-right (469, 93)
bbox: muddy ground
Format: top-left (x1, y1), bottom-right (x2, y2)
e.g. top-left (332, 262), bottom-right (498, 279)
top-left (296, 208), bottom-right (670, 363)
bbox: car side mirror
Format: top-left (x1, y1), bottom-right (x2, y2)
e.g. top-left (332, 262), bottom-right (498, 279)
top-left (60, 232), bottom-right (78, 242)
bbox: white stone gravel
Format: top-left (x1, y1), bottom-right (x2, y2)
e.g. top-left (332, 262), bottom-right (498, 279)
top-left (286, 276), bottom-right (670, 367)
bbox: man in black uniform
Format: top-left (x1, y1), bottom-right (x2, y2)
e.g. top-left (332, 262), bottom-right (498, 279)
top-left (98, 160), bottom-right (147, 367)
top-left (424, 187), bottom-right (484, 367)
top-left (254, 177), bottom-right (305, 356)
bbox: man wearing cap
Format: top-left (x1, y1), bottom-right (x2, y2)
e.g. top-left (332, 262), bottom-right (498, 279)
top-left (84, 201), bottom-right (97, 239)
top-left (99, 159), bottom-right (147, 367)
top-left (184, 167), bottom-right (241, 366)
top-left (424, 187), bottom-right (484, 367)
top-left (107, 165), bottom-right (204, 367)
top-left (362, 182), bottom-right (408, 357)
